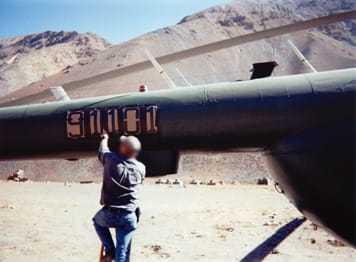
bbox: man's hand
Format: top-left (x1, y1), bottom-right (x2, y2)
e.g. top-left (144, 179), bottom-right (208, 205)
top-left (98, 130), bottom-right (111, 163)
top-left (101, 130), bottom-right (109, 140)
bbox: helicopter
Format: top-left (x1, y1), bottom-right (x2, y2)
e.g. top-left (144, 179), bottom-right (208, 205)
top-left (1, 10), bottom-right (356, 247)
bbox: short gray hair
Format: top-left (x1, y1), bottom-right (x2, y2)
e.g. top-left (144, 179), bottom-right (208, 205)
top-left (119, 136), bottom-right (142, 152)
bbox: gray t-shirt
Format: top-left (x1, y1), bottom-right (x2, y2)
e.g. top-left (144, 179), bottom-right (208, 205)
top-left (98, 145), bottom-right (145, 212)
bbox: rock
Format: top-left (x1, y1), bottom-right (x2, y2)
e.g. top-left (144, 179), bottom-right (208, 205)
top-left (207, 180), bottom-right (216, 186)
top-left (79, 180), bottom-right (93, 184)
top-left (165, 179), bottom-right (173, 185)
top-left (7, 169), bottom-right (28, 182)
top-left (173, 179), bottom-right (183, 186)
top-left (155, 178), bottom-right (163, 184)
top-left (16, 169), bottom-right (24, 177)
top-left (327, 239), bottom-right (345, 247)
top-left (1, 204), bottom-right (16, 210)
top-left (78, 60), bottom-right (89, 66)
top-left (271, 249), bottom-right (280, 254)
top-left (257, 177), bottom-right (268, 185)
top-left (150, 244), bottom-right (162, 252)
top-left (190, 179), bottom-right (202, 185)
top-left (311, 223), bottom-right (318, 231)
top-left (62, 65), bottom-right (72, 74)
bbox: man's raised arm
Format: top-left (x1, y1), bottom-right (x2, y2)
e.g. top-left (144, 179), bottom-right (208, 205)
top-left (98, 132), bottom-right (111, 164)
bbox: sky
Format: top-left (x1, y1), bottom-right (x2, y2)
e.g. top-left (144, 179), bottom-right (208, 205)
top-left (0, 0), bottom-right (231, 44)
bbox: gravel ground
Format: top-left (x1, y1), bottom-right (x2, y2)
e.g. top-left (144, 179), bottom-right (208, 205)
top-left (0, 181), bottom-right (355, 262)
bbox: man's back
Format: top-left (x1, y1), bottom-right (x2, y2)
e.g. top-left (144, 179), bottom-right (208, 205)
top-left (99, 151), bottom-right (145, 212)
top-left (94, 134), bottom-right (145, 262)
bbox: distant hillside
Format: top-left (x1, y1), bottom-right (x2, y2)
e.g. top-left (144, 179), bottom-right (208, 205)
top-left (0, 31), bottom-right (110, 96)
top-left (1, 0), bottom-right (355, 106)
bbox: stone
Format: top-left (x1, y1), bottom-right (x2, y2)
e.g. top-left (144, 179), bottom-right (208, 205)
top-left (257, 177), bottom-right (268, 185)
top-left (207, 180), bottom-right (216, 186)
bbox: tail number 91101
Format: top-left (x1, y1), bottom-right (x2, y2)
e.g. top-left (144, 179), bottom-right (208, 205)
top-left (66, 106), bottom-right (158, 139)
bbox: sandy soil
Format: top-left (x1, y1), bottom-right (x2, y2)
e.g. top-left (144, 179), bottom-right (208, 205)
top-left (0, 181), bottom-right (355, 262)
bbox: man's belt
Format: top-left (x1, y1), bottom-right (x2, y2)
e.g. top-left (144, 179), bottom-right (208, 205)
top-left (105, 206), bottom-right (141, 223)
top-left (105, 206), bottom-right (124, 212)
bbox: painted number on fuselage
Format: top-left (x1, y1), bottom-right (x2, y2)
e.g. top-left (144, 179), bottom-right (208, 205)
top-left (66, 111), bottom-right (85, 138)
top-left (89, 109), bottom-right (102, 136)
top-left (66, 106), bottom-right (159, 139)
top-left (123, 107), bottom-right (141, 134)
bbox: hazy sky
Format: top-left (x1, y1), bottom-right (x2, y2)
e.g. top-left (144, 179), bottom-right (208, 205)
top-left (0, 0), bottom-right (231, 43)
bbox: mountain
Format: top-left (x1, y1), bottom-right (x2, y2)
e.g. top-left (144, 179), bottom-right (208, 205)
top-left (0, 0), bottom-right (355, 106)
top-left (0, 31), bottom-right (110, 96)
top-left (0, 0), bottom-right (355, 182)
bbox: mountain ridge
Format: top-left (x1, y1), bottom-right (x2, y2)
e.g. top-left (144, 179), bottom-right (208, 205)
top-left (1, 0), bottom-right (355, 106)
top-left (0, 31), bottom-right (110, 96)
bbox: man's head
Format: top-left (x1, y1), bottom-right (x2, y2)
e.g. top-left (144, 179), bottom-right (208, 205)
top-left (118, 135), bottom-right (142, 159)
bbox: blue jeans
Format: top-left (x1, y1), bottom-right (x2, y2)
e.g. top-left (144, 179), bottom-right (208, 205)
top-left (93, 207), bottom-right (138, 262)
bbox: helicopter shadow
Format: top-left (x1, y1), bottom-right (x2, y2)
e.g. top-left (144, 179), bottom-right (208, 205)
top-left (240, 217), bottom-right (307, 262)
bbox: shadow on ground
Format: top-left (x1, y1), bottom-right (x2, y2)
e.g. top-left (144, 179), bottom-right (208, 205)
top-left (241, 217), bottom-right (307, 262)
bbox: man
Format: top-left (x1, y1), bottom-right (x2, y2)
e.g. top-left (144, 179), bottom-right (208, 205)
top-left (93, 132), bottom-right (145, 262)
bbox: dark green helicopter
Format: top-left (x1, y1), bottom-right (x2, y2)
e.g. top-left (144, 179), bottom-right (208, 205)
top-left (1, 11), bottom-right (356, 247)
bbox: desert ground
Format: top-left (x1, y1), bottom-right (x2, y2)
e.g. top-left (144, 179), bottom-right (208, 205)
top-left (1, 180), bottom-right (356, 262)
top-left (1, 1), bottom-right (356, 261)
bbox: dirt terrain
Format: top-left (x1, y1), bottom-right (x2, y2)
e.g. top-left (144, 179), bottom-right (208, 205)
top-left (1, 0), bottom-right (356, 183)
top-left (1, 3), bottom-right (355, 260)
top-left (1, 0), bottom-right (356, 182)
top-left (1, 181), bottom-right (356, 262)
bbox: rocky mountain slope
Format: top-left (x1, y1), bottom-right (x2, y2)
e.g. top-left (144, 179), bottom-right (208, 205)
top-left (1, 0), bottom-right (355, 106)
top-left (0, 31), bottom-right (110, 96)
top-left (0, 0), bottom-right (355, 182)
